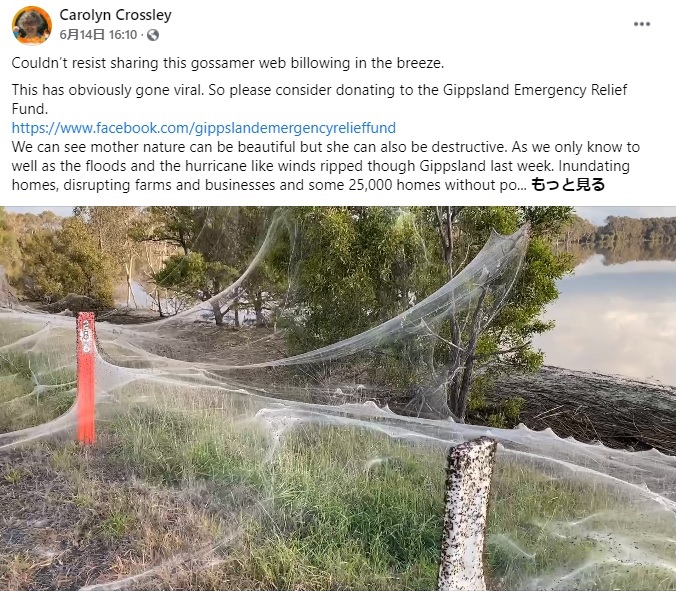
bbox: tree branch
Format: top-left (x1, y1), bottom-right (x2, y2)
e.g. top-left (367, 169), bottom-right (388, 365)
top-left (471, 341), bottom-right (531, 362)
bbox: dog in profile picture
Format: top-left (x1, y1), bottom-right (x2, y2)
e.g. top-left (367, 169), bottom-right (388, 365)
top-left (13, 6), bottom-right (51, 44)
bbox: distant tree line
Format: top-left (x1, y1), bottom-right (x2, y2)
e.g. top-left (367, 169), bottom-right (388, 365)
top-left (558, 213), bottom-right (676, 245)
top-left (554, 238), bottom-right (676, 268)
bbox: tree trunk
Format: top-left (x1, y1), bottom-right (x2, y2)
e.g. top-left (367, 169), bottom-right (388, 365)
top-left (456, 289), bottom-right (488, 421)
top-left (125, 257), bottom-right (137, 309)
top-left (436, 206), bottom-right (494, 421)
top-left (446, 314), bottom-right (462, 416)
top-left (233, 299), bottom-right (240, 327)
top-left (254, 290), bottom-right (265, 326)
top-left (437, 206), bottom-right (466, 418)
top-left (211, 300), bottom-right (224, 326)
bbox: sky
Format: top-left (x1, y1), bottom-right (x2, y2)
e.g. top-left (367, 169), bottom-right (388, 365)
top-left (4, 206), bottom-right (676, 225)
top-left (5, 206), bottom-right (75, 218)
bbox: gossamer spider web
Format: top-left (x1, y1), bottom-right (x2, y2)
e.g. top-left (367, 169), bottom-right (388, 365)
top-left (1, 212), bottom-right (675, 591)
top-left (85, 212), bottom-right (532, 420)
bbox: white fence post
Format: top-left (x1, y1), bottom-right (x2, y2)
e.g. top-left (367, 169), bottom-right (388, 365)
top-left (437, 436), bottom-right (497, 591)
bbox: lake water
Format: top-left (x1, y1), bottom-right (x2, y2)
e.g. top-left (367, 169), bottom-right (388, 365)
top-left (533, 244), bottom-right (676, 386)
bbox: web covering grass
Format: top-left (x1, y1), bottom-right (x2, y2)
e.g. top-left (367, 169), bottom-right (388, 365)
top-left (1, 218), bottom-right (675, 590)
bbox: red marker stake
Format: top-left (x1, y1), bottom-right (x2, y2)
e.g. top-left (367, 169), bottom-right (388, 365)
top-left (76, 312), bottom-right (96, 445)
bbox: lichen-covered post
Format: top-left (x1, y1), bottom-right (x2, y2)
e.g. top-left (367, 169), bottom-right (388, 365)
top-left (437, 436), bottom-right (497, 591)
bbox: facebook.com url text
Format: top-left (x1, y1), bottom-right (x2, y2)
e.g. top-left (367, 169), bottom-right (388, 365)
top-left (11, 121), bottom-right (397, 138)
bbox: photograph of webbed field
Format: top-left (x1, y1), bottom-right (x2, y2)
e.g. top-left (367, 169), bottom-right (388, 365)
top-left (1, 206), bottom-right (676, 591)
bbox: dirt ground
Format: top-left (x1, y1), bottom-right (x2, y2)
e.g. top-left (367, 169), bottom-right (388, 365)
top-left (0, 437), bottom-right (258, 591)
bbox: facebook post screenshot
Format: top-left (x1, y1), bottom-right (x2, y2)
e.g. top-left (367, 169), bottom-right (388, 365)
top-left (1, 2), bottom-right (675, 590)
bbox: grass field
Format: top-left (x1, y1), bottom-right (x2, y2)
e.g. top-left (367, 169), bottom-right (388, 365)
top-left (0, 348), bottom-right (75, 434)
top-left (1, 322), bottom-right (675, 590)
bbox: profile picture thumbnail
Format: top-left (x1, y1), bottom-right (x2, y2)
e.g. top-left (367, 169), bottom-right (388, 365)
top-left (12, 6), bottom-right (51, 44)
